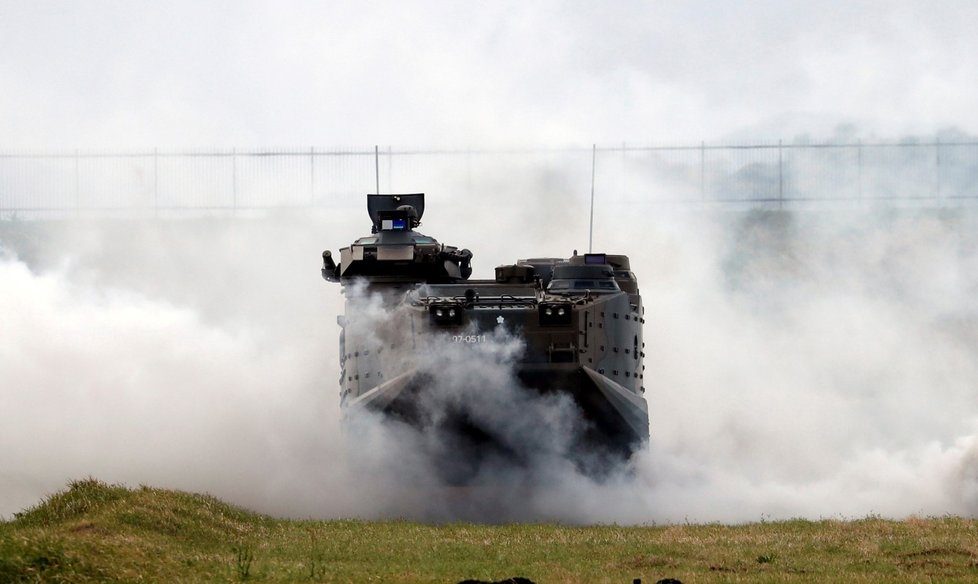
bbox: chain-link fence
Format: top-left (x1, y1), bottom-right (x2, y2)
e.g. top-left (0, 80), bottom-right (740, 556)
top-left (2, 142), bottom-right (977, 218)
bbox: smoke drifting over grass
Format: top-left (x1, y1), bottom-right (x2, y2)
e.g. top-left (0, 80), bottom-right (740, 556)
top-left (2, 200), bottom-right (978, 523)
top-left (0, 218), bottom-right (362, 519)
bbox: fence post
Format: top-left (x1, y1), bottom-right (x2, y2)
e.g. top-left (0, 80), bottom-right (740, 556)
top-left (778, 139), bottom-right (784, 210)
top-left (466, 146), bottom-right (472, 198)
top-left (231, 147), bottom-right (237, 214)
top-left (153, 148), bottom-right (159, 217)
top-left (700, 141), bottom-right (706, 200)
top-left (74, 149), bottom-right (81, 217)
top-left (621, 141), bottom-right (626, 202)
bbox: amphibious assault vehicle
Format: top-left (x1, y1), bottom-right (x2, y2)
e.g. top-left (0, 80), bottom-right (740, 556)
top-left (321, 194), bottom-right (649, 479)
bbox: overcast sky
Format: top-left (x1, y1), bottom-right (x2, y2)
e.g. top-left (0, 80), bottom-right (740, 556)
top-left (2, 0), bottom-right (978, 148)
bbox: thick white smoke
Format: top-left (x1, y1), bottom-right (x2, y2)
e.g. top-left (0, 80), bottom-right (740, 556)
top-left (613, 208), bottom-right (978, 522)
top-left (0, 218), bottom-right (366, 519)
top-left (324, 280), bottom-right (595, 521)
top-left (2, 200), bottom-right (978, 523)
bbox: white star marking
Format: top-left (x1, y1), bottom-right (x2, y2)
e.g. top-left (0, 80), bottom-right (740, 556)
top-left (496, 315), bottom-right (505, 325)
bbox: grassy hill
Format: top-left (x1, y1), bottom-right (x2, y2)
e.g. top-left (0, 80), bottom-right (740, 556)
top-left (2, 479), bottom-right (977, 583)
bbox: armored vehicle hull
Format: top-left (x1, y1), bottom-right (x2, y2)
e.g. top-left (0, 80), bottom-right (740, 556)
top-left (322, 194), bottom-right (649, 480)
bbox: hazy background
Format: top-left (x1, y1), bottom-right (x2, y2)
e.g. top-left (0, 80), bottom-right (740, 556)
top-left (3, 203), bottom-right (978, 523)
top-left (3, 0), bottom-right (978, 148)
top-left (2, 1), bottom-right (978, 522)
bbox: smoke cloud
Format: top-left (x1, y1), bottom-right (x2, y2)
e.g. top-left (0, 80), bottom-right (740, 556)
top-left (3, 2), bottom-right (978, 147)
top-left (4, 0), bottom-right (978, 525)
top-left (2, 194), bottom-right (978, 524)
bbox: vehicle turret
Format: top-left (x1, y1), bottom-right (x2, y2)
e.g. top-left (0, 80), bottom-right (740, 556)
top-left (322, 194), bottom-right (472, 284)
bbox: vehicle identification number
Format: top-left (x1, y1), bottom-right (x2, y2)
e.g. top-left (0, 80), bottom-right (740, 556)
top-left (453, 334), bottom-right (487, 343)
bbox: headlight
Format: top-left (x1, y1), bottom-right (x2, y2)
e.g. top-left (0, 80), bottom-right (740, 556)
top-left (539, 303), bottom-right (572, 326)
top-left (430, 304), bottom-right (464, 326)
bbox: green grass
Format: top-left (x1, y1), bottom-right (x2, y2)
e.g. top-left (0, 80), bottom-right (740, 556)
top-left (2, 479), bottom-right (977, 583)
